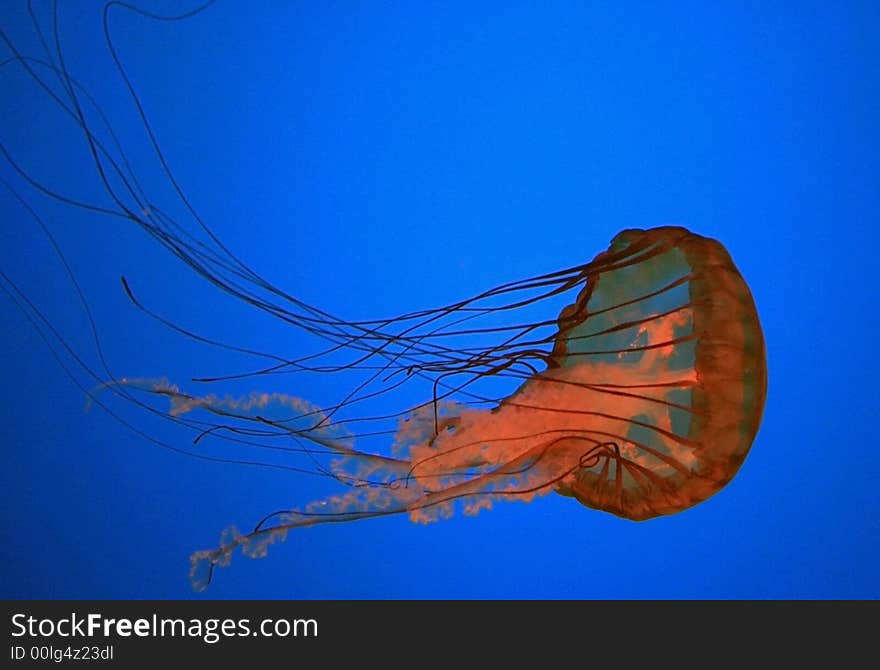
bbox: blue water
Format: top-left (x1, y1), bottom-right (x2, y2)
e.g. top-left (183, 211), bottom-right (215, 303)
top-left (1, 1), bottom-right (877, 599)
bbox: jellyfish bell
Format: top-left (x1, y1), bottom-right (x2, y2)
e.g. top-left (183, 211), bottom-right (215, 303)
top-left (133, 225), bottom-right (766, 590)
top-left (548, 226), bottom-right (767, 519)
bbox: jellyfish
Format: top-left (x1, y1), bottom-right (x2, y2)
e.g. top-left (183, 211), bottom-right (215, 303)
top-left (0, 4), bottom-right (766, 591)
top-left (108, 225), bottom-right (766, 590)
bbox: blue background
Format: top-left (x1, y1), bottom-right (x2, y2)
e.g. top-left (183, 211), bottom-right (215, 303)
top-left (1, 1), bottom-right (877, 599)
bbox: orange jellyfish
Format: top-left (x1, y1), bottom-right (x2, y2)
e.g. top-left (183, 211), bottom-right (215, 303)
top-left (122, 225), bottom-right (766, 590)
